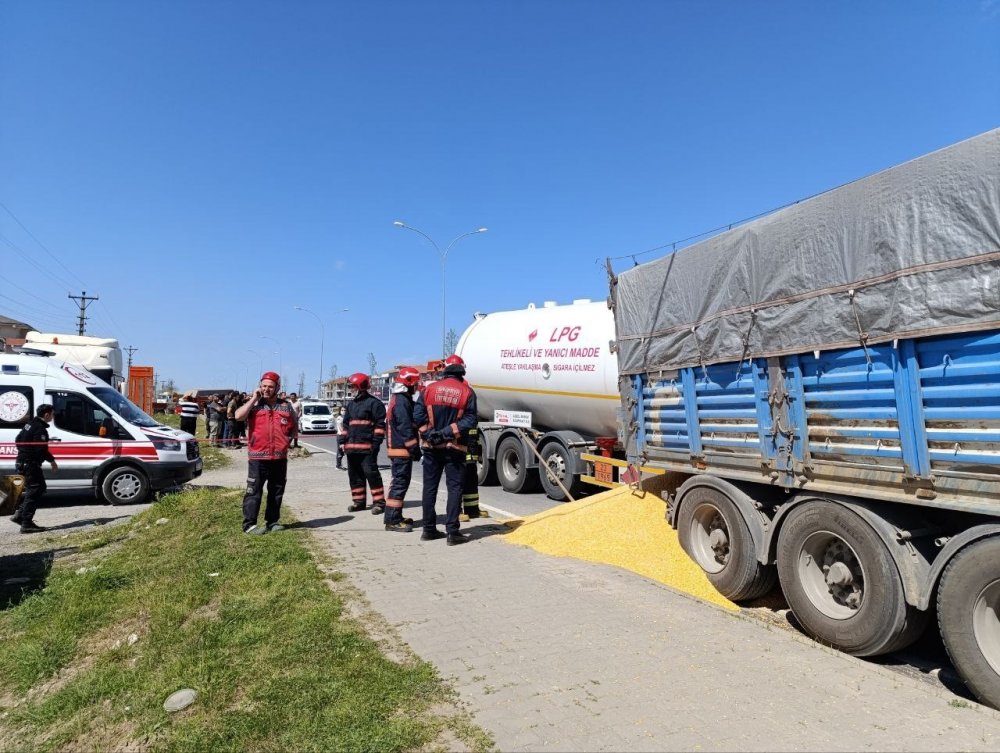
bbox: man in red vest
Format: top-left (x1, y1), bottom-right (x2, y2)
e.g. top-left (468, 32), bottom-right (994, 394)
top-left (235, 371), bottom-right (297, 534)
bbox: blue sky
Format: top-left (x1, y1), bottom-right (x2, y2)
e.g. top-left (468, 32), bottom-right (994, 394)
top-left (2, 0), bottom-right (999, 393)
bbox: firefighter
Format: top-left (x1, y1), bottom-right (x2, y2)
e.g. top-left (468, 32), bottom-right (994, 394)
top-left (414, 354), bottom-right (477, 545)
top-left (383, 366), bottom-right (422, 532)
top-left (340, 373), bottom-right (387, 513)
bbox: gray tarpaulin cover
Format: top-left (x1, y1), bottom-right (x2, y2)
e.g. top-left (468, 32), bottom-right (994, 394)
top-left (613, 128), bottom-right (1000, 376)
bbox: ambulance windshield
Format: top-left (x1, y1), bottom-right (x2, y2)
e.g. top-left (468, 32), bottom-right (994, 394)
top-left (88, 386), bottom-right (159, 428)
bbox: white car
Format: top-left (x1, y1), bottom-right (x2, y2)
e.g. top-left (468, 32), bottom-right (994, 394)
top-left (298, 400), bottom-right (335, 433)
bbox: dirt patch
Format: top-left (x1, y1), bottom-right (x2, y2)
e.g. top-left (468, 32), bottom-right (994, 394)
top-left (181, 597), bottom-right (222, 629)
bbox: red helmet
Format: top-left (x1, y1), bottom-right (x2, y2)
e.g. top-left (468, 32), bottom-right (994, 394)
top-left (347, 372), bottom-right (370, 392)
top-left (443, 354), bottom-right (466, 375)
top-left (395, 366), bottom-right (421, 387)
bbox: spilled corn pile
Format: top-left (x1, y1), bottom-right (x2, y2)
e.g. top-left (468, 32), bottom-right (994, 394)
top-left (503, 485), bottom-right (738, 611)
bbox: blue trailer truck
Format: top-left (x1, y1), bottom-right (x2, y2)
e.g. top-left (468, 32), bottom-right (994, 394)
top-left (610, 128), bottom-right (1000, 707)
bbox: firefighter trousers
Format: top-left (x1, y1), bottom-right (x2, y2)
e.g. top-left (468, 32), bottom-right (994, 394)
top-left (347, 452), bottom-right (385, 508)
top-left (421, 449), bottom-right (464, 533)
top-left (385, 457), bottom-right (413, 524)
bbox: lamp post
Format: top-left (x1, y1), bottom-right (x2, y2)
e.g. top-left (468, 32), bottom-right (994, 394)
top-left (294, 306), bottom-right (349, 399)
top-left (393, 220), bottom-right (487, 357)
top-left (259, 335), bottom-right (282, 376)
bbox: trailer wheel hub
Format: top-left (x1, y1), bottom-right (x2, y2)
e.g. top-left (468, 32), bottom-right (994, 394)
top-left (709, 527), bottom-right (729, 555)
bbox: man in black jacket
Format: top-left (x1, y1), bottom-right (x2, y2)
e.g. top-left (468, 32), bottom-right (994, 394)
top-left (12, 404), bottom-right (58, 533)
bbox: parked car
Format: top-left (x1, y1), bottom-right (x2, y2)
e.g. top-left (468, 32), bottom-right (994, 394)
top-left (298, 400), bottom-right (335, 433)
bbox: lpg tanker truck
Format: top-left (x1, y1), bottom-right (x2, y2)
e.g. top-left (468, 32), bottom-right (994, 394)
top-left (455, 299), bottom-right (625, 501)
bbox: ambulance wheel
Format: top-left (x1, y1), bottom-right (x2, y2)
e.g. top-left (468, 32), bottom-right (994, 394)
top-left (496, 436), bottom-right (540, 494)
top-left (101, 466), bottom-right (150, 506)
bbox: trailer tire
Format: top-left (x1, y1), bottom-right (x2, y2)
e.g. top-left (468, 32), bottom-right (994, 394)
top-left (938, 536), bottom-right (1000, 709)
top-left (100, 465), bottom-right (150, 506)
top-left (477, 456), bottom-right (499, 487)
top-left (777, 501), bottom-right (926, 657)
top-left (537, 442), bottom-right (584, 502)
top-left (496, 436), bottom-right (540, 494)
top-left (676, 486), bottom-right (776, 601)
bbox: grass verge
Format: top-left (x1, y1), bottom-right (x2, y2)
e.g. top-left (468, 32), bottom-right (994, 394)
top-left (157, 413), bottom-right (228, 471)
top-left (0, 487), bottom-right (491, 752)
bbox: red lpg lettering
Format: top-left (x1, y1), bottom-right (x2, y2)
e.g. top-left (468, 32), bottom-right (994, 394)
top-left (549, 326), bottom-right (582, 342)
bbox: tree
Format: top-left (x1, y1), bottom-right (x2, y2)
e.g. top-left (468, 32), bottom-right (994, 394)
top-left (161, 378), bottom-right (177, 395)
top-left (444, 328), bottom-right (459, 356)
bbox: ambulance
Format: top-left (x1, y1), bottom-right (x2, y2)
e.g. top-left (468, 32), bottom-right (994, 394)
top-left (0, 349), bottom-right (202, 505)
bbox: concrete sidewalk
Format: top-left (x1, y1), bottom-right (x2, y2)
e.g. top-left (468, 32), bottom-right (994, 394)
top-left (195, 447), bottom-right (1000, 752)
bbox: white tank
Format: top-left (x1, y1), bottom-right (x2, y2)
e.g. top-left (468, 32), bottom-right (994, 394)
top-left (456, 300), bottom-right (619, 438)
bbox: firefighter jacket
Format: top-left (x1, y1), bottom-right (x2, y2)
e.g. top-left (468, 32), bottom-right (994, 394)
top-left (341, 392), bottom-right (386, 455)
top-left (246, 399), bottom-right (297, 461)
top-left (414, 375), bottom-right (478, 453)
top-left (15, 417), bottom-right (56, 466)
top-left (386, 391), bottom-right (420, 458)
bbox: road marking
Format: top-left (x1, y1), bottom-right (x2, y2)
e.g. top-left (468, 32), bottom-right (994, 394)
top-left (301, 441), bottom-right (334, 454)
top-left (481, 503), bottom-right (519, 519)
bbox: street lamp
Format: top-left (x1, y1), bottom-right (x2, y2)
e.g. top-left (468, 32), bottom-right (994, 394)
top-left (393, 220), bottom-right (487, 357)
top-left (294, 306), bottom-right (350, 398)
top-left (259, 335), bottom-right (282, 376)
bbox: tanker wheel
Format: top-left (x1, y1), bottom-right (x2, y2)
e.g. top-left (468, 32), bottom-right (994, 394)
top-left (677, 485), bottom-right (775, 601)
top-left (776, 500), bottom-right (926, 657)
top-left (496, 436), bottom-right (540, 494)
top-left (477, 455), bottom-right (498, 487)
top-left (938, 536), bottom-right (1000, 709)
top-left (537, 442), bottom-right (584, 502)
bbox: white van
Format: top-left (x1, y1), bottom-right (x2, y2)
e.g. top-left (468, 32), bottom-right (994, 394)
top-left (0, 350), bottom-right (202, 504)
top-left (298, 400), bottom-right (335, 433)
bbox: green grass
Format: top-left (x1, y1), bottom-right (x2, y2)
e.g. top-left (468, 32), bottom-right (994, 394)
top-left (158, 413), bottom-right (229, 471)
top-left (0, 488), bottom-right (491, 752)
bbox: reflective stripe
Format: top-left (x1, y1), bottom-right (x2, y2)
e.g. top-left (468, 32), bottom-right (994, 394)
top-left (345, 443), bottom-right (372, 451)
top-left (404, 438), bottom-right (417, 447)
top-left (386, 498), bottom-right (404, 508)
top-left (350, 419), bottom-right (373, 426)
top-left (388, 448), bottom-right (411, 458)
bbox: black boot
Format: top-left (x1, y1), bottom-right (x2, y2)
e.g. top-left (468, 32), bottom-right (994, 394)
top-left (20, 521), bottom-right (46, 534)
top-left (447, 532), bottom-right (471, 546)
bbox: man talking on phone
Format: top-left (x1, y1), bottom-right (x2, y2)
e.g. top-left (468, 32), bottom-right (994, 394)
top-left (235, 371), bottom-right (298, 534)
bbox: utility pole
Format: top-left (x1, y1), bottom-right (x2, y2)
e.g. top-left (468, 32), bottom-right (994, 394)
top-left (125, 345), bottom-right (139, 369)
top-left (68, 291), bottom-right (99, 335)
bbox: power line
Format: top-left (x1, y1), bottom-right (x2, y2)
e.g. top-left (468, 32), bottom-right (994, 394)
top-left (0, 200), bottom-right (87, 287)
top-left (0, 274), bottom-right (74, 315)
top-left (0, 231), bottom-right (79, 290)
